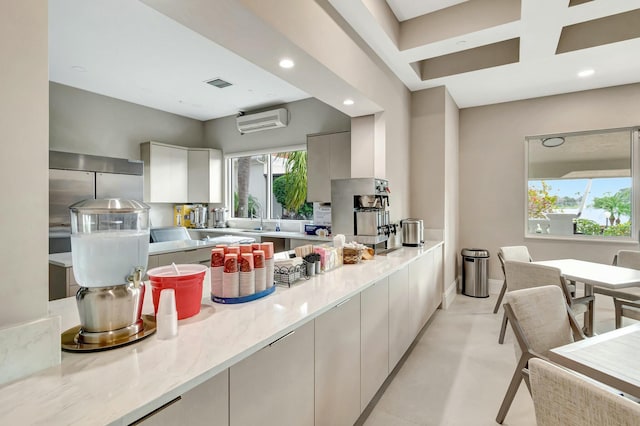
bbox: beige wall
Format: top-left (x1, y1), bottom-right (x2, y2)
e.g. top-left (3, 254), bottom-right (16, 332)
top-left (50, 82), bottom-right (205, 160)
top-left (410, 87), bottom-right (460, 297)
top-left (459, 83), bottom-right (640, 279)
top-left (0, 1), bottom-right (49, 327)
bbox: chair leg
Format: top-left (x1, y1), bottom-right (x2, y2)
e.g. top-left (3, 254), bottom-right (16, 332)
top-left (493, 281), bottom-right (507, 314)
top-left (496, 356), bottom-right (528, 424)
top-left (614, 298), bottom-right (623, 329)
top-left (584, 298), bottom-right (594, 336)
top-left (498, 311), bottom-right (508, 344)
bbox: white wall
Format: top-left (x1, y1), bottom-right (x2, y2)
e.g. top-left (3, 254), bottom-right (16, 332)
top-left (459, 83), bottom-right (640, 279)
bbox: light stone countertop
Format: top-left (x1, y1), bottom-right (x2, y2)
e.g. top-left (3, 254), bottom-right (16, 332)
top-left (49, 230), bottom-right (331, 268)
top-left (5, 242), bottom-right (442, 425)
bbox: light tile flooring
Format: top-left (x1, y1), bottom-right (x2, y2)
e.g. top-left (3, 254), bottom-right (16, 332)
top-left (364, 291), bottom-right (623, 426)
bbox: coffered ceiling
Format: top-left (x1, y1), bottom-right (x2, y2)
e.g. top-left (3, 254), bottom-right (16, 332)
top-left (49, 0), bottom-right (640, 120)
top-left (331, 0), bottom-right (640, 107)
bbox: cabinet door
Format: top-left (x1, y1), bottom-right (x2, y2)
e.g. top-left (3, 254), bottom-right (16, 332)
top-left (408, 254), bottom-right (429, 338)
top-left (315, 296), bottom-right (361, 426)
top-left (156, 248), bottom-right (211, 267)
top-left (388, 266), bottom-right (411, 371)
top-left (188, 148), bottom-right (222, 203)
top-left (306, 132), bottom-right (350, 202)
top-left (230, 320), bottom-right (314, 426)
top-left (361, 277), bottom-right (389, 411)
top-left (142, 142), bottom-right (188, 203)
top-left (138, 369), bottom-right (228, 426)
top-left (426, 246), bottom-right (443, 319)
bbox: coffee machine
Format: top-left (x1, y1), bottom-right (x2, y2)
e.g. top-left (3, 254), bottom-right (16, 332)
top-left (61, 199), bottom-right (156, 351)
top-left (331, 178), bottom-right (394, 247)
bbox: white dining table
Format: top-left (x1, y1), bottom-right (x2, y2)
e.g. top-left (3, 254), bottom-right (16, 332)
top-left (549, 322), bottom-right (640, 399)
top-left (534, 259), bottom-right (640, 335)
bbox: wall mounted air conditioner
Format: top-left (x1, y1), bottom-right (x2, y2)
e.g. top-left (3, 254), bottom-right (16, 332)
top-left (236, 108), bottom-right (288, 134)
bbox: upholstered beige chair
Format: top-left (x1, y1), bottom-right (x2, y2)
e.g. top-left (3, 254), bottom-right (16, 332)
top-left (494, 246), bottom-right (533, 315)
top-left (529, 358), bottom-right (640, 426)
top-left (594, 250), bottom-right (640, 328)
top-left (498, 260), bottom-right (594, 344)
top-left (496, 285), bottom-right (586, 424)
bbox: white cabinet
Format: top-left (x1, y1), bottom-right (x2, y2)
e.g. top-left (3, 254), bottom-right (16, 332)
top-left (230, 320), bottom-right (314, 426)
top-left (188, 148), bottom-right (223, 203)
top-left (306, 131), bottom-right (351, 202)
top-left (427, 245), bottom-right (443, 319)
top-left (315, 296), bottom-right (361, 426)
top-left (361, 277), bottom-right (389, 411)
top-left (388, 266), bottom-right (411, 371)
top-left (408, 251), bottom-right (430, 337)
top-left (141, 142), bottom-right (188, 203)
top-left (138, 369), bottom-right (228, 426)
top-left (154, 248), bottom-right (212, 268)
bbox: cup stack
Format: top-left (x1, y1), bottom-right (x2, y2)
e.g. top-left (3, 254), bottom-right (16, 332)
top-left (239, 253), bottom-right (255, 296)
top-left (210, 248), bottom-right (225, 297)
top-left (222, 253), bottom-right (239, 298)
top-left (261, 242), bottom-right (275, 288)
top-left (253, 250), bottom-right (266, 292)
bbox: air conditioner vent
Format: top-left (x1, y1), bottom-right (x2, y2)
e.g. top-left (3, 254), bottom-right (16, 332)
top-left (236, 108), bottom-right (288, 134)
top-left (205, 78), bottom-right (232, 88)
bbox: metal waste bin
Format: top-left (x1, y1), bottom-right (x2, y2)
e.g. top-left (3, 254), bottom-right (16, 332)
top-left (461, 248), bottom-right (490, 298)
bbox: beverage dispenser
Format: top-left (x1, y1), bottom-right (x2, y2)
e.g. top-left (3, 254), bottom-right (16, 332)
top-left (64, 198), bottom-right (154, 350)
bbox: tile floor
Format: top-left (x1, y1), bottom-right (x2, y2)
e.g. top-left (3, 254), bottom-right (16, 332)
top-left (364, 291), bottom-right (623, 426)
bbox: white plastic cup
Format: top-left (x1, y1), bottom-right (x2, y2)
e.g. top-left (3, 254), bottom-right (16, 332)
top-left (156, 289), bottom-right (178, 340)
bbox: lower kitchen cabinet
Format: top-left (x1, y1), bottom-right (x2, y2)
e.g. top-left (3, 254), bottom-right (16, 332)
top-left (426, 245), bottom-right (443, 318)
top-left (154, 248), bottom-right (212, 267)
top-left (315, 295), bottom-right (361, 426)
top-left (361, 277), bottom-right (389, 411)
top-left (229, 320), bottom-right (314, 426)
top-left (138, 369), bottom-right (228, 425)
top-left (388, 266), bottom-right (411, 371)
top-left (408, 253), bottom-right (430, 337)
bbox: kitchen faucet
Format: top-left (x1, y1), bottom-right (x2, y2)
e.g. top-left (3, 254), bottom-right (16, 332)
top-left (252, 206), bottom-right (263, 230)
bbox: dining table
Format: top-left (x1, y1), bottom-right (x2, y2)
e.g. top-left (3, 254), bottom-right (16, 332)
top-left (549, 322), bottom-right (640, 400)
top-left (534, 259), bottom-right (640, 335)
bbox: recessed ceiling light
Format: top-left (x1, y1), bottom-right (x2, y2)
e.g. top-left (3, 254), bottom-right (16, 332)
top-left (541, 137), bottom-right (565, 147)
top-left (343, 99), bottom-right (354, 106)
top-left (71, 65), bottom-right (86, 72)
top-left (578, 69), bottom-right (595, 78)
top-left (279, 58), bottom-right (294, 69)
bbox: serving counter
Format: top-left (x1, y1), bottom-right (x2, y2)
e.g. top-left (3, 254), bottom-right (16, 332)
top-left (6, 242), bottom-right (444, 425)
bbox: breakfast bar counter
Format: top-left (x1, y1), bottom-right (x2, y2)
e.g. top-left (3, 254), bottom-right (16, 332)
top-left (2, 243), bottom-right (443, 425)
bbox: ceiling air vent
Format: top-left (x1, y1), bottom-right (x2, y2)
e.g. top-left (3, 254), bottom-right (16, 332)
top-left (236, 108), bottom-right (288, 134)
top-left (205, 78), bottom-right (232, 88)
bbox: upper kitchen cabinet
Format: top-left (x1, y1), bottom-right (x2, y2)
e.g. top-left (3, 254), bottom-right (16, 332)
top-left (307, 131), bottom-right (351, 202)
top-left (188, 148), bottom-right (223, 203)
top-left (141, 141), bottom-right (188, 203)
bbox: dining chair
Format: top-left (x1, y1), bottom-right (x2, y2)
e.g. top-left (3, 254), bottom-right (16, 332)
top-left (529, 358), bottom-right (640, 426)
top-left (594, 250), bottom-right (640, 328)
top-left (496, 285), bottom-right (586, 424)
top-left (498, 260), bottom-right (594, 344)
top-left (493, 246), bottom-right (532, 315)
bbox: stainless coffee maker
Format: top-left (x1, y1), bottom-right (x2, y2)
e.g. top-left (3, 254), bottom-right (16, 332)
top-left (190, 204), bottom-right (208, 229)
top-left (331, 178), bottom-right (394, 246)
top-left (212, 207), bottom-right (227, 228)
top-left (64, 199), bottom-right (154, 350)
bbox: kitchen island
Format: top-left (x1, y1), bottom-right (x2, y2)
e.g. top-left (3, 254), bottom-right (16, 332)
top-left (10, 243), bottom-right (443, 425)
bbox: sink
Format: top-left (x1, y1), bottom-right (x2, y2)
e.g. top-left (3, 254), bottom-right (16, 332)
top-left (241, 229), bottom-right (269, 233)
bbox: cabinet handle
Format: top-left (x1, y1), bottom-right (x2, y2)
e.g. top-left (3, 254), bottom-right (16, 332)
top-left (130, 396), bottom-right (182, 425)
top-left (184, 249), bottom-right (197, 253)
top-left (335, 298), bottom-right (351, 308)
top-left (268, 330), bottom-right (295, 347)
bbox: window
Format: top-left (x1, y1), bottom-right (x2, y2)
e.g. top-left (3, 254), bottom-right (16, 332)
top-left (525, 127), bottom-right (638, 240)
top-left (227, 148), bottom-right (312, 221)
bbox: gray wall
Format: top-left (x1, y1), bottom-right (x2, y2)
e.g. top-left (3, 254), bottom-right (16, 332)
top-left (459, 83), bottom-right (640, 279)
top-left (203, 97), bottom-right (351, 153)
top-left (50, 82), bottom-right (205, 160)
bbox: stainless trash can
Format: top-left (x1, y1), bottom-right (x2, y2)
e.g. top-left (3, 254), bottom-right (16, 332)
top-left (461, 248), bottom-right (490, 298)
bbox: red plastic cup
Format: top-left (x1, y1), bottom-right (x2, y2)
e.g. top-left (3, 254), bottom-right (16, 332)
top-left (260, 242), bottom-right (274, 259)
top-left (147, 264), bottom-right (207, 320)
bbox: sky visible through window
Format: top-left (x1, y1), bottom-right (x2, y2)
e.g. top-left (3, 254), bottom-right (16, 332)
top-left (529, 177), bottom-right (632, 226)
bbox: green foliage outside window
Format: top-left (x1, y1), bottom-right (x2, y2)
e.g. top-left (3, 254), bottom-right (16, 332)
top-left (528, 181), bottom-right (558, 219)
